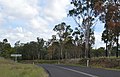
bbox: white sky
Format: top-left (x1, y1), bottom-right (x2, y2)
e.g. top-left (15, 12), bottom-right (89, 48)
top-left (0, 0), bottom-right (118, 48)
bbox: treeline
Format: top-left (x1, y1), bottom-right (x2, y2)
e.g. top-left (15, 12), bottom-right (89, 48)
top-left (0, 0), bottom-right (120, 60)
top-left (0, 37), bottom-right (119, 60)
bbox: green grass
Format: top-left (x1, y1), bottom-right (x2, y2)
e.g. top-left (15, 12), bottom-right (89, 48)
top-left (0, 58), bottom-right (48, 77)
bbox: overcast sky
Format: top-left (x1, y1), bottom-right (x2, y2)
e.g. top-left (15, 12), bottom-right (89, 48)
top-left (0, 0), bottom-right (111, 48)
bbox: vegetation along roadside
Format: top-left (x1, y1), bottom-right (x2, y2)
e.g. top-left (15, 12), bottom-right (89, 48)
top-left (0, 58), bottom-right (48, 77)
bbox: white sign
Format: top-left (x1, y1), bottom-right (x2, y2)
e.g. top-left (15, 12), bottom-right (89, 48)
top-left (11, 54), bottom-right (22, 62)
top-left (118, 48), bottom-right (120, 50)
top-left (11, 54), bottom-right (22, 57)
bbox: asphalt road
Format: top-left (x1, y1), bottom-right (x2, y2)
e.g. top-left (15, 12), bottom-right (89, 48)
top-left (38, 64), bottom-right (120, 77)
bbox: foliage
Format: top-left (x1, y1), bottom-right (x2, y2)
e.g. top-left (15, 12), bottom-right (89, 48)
top-left (91, 47), bottom-right (105, 57)
top-left (47, 42), bottom-right (60, 60)
top-left (0, 38), bottom-right (47, 60)
top-left (68, 0), bottom-right (99, 58)
top-left (0, 39), bottom-right (14, 58)
top-left (97, 0), bottom-right (120, 57)
top-left (16, 38), bottom-right (47, 60)
top-left (52, 22), bottom-right (73, 59)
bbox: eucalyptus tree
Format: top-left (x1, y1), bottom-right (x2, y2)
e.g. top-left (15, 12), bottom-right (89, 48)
top-left (69, 0), bottom-right (99, 58)
top-left (3, 39), bottom-right (8, 44)
top-left (102, 29), bottom-right (116, 57)
top-left (14, 41), bottom-right (21, 47)
top-left (53, 22), bottom-right (73, 59)
top-left (47, 41), bottom-right (60, 60)
top-left (62, 25), bottom-right (73, 42)
top-left (37, 37), bottom-right (46, 59)
top-left (0, 39), bottom-right (12, 58)
top-left (113, 26), bottom-right (120, 57)
top-left (53, 22), bottom-right (73, 41)
top-left (95, 0), bottom-right (120, 57)
top-left (72, 27), bottom-right (95, 58)
top-left (53, 22), bottom-right (65, 59)
top-left (47, 35), bottom-right (61, 59)
top-left (53, 22), bottom-right (66, 40)
top-left (63, 37), bottom-right (75, 59)
top-left (14, 41), bottom-right (22, 54)
top-left (62, 25), bottom-right (73, 59)
top-left (72, 27), bottom-right (84, 58)
top-left (102, 29), bottom-right (109, 57)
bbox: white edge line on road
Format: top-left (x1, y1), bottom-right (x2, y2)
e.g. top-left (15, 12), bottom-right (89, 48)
top-left (56, 66), bottom-right (98, 77)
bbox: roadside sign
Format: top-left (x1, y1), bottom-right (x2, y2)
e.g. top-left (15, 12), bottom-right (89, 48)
top-left (11, 54), bottom-right (22, 62)
top-left (11, 54), bottom-right (22, 57)
top-left (118, 48), bottom-right (120, 50)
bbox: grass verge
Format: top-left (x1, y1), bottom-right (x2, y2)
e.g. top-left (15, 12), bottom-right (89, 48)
top-left (61, 58), bottom-right (120, 71)
top-left (0, 58), bottom-right (48, 77)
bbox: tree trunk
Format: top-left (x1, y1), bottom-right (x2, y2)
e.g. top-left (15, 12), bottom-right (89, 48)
top-left (88, 44), bottom-right (91, 58)
top-left (65, 52), bottom-right (67, 59)
top-left (85, 21), bottom-right (90, 58)
top-left (60, 44), bottom-right (63, 59)
top-left (105, 42), bottom-right (108, 57)
top-left (37, 53), bottom-right (40, 60)
top-left (116, 35), bottom-right (119, 57)
top-left (85, 29), bottom-right (90, 58)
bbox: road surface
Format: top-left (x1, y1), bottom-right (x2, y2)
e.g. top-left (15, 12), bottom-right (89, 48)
top-left (38, 64), bottom-right (120, 77)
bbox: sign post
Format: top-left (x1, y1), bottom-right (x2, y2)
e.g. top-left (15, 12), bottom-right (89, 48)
top-left (11, 54), bottom-right (22, 62)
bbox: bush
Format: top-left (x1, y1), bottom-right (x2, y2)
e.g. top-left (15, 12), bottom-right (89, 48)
top-left (59, 58), bottom-right (120, 69)
top-left (86, 58), bottom-right (120, 69)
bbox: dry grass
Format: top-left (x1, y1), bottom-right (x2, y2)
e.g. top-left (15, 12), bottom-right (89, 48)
top-left (0, 58), bottom-right (48, 77)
